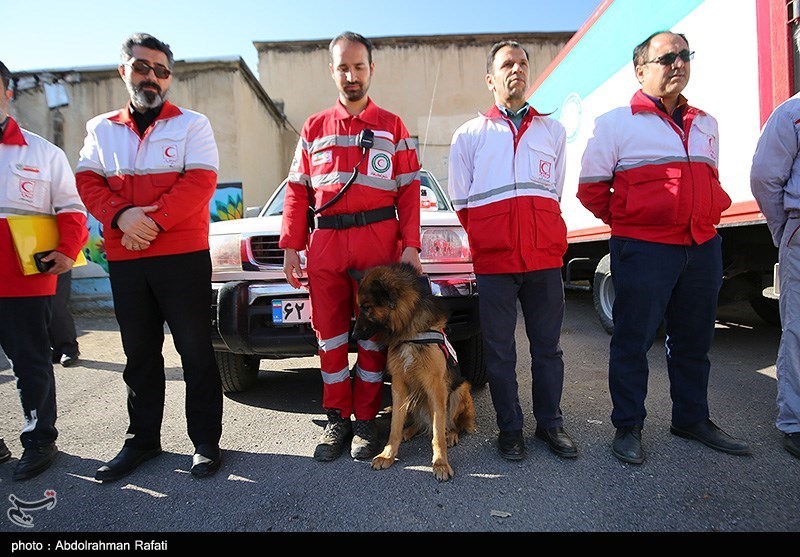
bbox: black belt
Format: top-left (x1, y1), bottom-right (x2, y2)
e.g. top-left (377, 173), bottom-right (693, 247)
top-left (314, 206), bottom-right (397, 230)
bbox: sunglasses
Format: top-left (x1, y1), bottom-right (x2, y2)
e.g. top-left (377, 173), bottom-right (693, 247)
top-left (127, 59), bottom-right (172, 79)
top-left (644, 49), bottom-right (694, 66)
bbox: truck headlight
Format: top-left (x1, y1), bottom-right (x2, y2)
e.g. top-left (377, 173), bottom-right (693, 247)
top-left (209, 234), bottom-right (242, 271)
top-left (419, 227), bottom-right (471, 263)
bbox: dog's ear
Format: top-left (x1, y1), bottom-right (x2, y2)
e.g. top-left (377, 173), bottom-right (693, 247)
top-left (348, 268), bottom-right (365, 284)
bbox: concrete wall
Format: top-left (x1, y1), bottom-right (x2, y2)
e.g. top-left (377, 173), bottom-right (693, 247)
top-left (256, 33), bottom-right (573, 184)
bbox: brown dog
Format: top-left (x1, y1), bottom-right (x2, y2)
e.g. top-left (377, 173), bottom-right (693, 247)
top-left (350, 262), bottom-right (475, 481)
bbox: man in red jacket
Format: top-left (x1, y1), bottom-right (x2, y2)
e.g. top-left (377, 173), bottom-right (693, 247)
top-left (0, 60), bottom-right (88, 480)
top-left (448, 41), bottom-right (577, 461)
top-left (578, 31), bottom-right (750, 464)
top-left (281, 32), bottom-right (421, 462)
top-left (76, 33), bottom-right (223, 481)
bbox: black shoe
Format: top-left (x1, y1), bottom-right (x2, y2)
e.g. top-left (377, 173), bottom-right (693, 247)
top-left (13, 443), bottom-right (58, 481)
top-left (95, 446), bottom-right (162, 482)
top-left (535, 426), bottom-right (578, 458)
top-left (612, 425), bottom-right (644, 465)
top-left (0, 439), bottom-right (11, 464)
top-left (191, 444), bottom-right (222, 477)
top-left (783, 433), bottom-right (800, 459)
top-left (351, 419), bottom-right (379, 460)
top-left (60, 352), bottom-right (80, 367)
top-left (314, 410), bottom-right (353, 462)
top-left (670, 419), bottom-right (751, 455)
top-left (498, 429), bottom-right (525, 461)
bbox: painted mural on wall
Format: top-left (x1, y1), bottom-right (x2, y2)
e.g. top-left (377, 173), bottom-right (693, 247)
top-left (82, 183), bottom-right (244, 274)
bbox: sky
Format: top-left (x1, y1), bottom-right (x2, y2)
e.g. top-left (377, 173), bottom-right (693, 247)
top-left (3, 0), bottom-right (602, 77)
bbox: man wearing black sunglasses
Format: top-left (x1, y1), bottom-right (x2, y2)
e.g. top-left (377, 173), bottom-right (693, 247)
top-left (76, 33), bottom-right (223, 482)
top-left (578, 31), bottom-right (750, 465)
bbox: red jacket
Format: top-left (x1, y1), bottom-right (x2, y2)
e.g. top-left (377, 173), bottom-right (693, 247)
top-left (1, 118), bottom-right (88, 297)
top-left (448, 105), bottom-right (567, 274)
top-left (279, 99), bottom-right (421, 253)
top-left (578, 91), bottom-right (731, 245)
top-left (76, 102), bottom-right (219, 261)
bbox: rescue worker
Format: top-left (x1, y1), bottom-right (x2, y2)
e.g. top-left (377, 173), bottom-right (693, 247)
top-left (76, 33), bottom-right (223, 481)
top-left (577, 31), bottom-right (750, 464)
top-left (0, 60), bottom-right (88, 480)
top-left (280, 31), bottom-right (422, 462)
top-left (448, 41), bottom-right (578, 461)
top-left (750, 27), bottom-right (800, 461)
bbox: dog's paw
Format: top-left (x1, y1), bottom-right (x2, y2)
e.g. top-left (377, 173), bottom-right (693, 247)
top-left (371, 454), bottom-right (396, 470)
top-left (446, 431), bottom-right (460, 447)
top-left (432, 461), bottom-right (454, 482)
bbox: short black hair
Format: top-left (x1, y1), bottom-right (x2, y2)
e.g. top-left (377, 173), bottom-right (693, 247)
top-left (632, 30), bottom-right (689, 67)
top-left (487, 40), bottom-right (529, 73)
top-left (0, 60), bottom-right (11, 91)
top-left (329, 31), bottom-right (374, 64)
top-left (121, 32), bottom-right (175, 69)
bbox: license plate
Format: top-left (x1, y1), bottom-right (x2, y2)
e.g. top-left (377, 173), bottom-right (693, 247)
top-left (272, 298), bottom-right (312, 324)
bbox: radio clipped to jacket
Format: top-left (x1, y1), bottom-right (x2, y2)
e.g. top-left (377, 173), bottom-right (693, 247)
top-left (307, 129), bottom-right (375, 231)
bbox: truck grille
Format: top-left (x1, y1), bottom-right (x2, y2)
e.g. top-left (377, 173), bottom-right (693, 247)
top-left (249, 235), bottom-right (283, 266)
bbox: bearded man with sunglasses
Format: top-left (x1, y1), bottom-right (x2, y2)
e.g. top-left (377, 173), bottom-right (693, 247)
top-left (578, 31), bottom-right (750, 465)
top-left (76, 33), bottom-right (223, 482)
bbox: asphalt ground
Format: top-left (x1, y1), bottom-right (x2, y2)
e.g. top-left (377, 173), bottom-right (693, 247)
top-left (0, 289), bottom-right (796, 546)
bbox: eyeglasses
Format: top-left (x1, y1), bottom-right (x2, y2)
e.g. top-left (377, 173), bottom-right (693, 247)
top-left (127, 59), bottom-right (172, 79)
top-left (643, 49), bottom-right (694, 66)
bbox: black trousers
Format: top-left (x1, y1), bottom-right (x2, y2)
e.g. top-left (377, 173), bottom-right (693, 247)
top-left (0, 296), bottom-right (57, 448)
top-left (476, 269), bottom-right (566, 432)
top-left (48, 270), bottom-right (79, 360)
top-left (108, 250), bottom-right (222, 450)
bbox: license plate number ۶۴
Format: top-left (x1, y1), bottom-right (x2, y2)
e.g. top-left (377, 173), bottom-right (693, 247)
top-left (272, 298), bottom-right (312, 324)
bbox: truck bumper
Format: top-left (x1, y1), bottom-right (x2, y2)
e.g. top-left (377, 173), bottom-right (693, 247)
top-left (211, 275), bottom-right (480, 358)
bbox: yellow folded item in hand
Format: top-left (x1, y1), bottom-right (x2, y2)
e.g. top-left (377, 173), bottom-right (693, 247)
top-left (7, 215), bottom-right (88, 275)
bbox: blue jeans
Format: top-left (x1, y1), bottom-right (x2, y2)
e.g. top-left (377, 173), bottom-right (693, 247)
top-left (476, 269), bottom-right (565, 432)
top-left (609, 236), bottom-right (722, 429)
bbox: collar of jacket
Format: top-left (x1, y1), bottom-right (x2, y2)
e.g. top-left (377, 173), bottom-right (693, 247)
top-left (0, 117), bottom-right (27, 146)
top-left (483, 103), bottom-right (545, 120)
top-left (332, 97), bottom-right (379, 125)
top-left (630, 89), bottom-right (701, 118)
top-left (107, 100), bottom-right (183, 127)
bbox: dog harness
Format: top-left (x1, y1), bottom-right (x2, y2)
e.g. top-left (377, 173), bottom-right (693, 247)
top-left (404, 330), bottom-right (459, 370)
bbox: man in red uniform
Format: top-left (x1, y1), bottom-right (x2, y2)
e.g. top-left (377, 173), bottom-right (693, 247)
top-left (0, 60), bottom-right (88, 480)
top-left (281, 32), bottom-right (421, 462)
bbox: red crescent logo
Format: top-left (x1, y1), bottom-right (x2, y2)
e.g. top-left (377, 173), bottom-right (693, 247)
top-left (164, 146), bottom-right (176, 158)
top-left (20, 180), bottom-right (34, 193)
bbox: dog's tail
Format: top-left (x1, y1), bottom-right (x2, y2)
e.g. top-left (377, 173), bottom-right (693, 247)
top-left (447, 379), bottom-right (476, 433)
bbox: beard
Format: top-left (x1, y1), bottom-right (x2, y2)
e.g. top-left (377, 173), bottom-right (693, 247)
top-left (341, 82), bottom-right (367, 102)
top-left (125, 77), bottom-right (168, 111)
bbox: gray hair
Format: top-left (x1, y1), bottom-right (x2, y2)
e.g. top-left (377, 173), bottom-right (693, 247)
top-left (121, 33), bottom-right (175, 69)
top-left (632, 30), bottom-right (689, 67)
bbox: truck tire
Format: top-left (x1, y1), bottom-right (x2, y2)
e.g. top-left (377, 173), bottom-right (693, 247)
top-left (215, 351), bottom-right (260, 393)
top-left (453, 335), bottom-right (488, 389)
top-left (592, 254), bottom-right (615, 335)
top-left (750, 295), bottom-right (781, 327)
